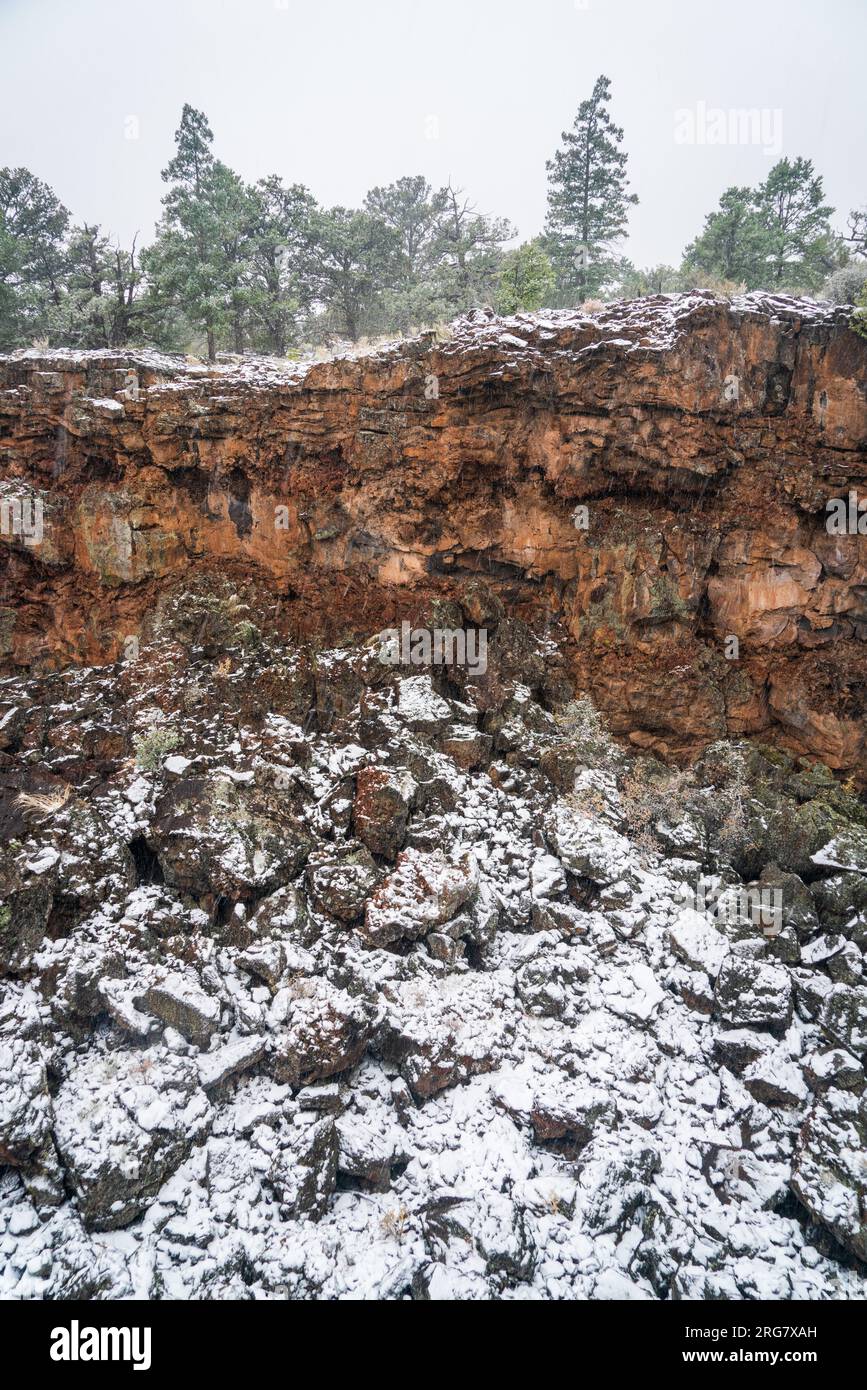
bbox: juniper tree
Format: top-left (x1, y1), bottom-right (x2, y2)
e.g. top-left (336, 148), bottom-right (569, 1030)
top-left (430, 182), bottom-right (514, 316)
top-left (303, 206), bottom-right (401, 342)
top-left (843, 207), bottom-right (867, 260)
top-left (544, 75), bottom-right (637, 302)
top-left (49, 224), bottom-right (144, 348)
top-left (495, 239), bottom-right (555, 314)
top-left (245, 176), bottom-right (317, 355)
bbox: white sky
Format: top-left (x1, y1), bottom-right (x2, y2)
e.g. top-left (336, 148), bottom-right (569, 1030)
top-left (1, 0), bottom-right (864, 267)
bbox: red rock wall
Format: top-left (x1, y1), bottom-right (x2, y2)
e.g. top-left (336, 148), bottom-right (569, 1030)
top-left (1, 291), bottom-right (865, 775)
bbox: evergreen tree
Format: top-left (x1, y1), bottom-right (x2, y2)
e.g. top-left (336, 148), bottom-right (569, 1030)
top-left (303, 206), bottom-right (401, 342)
top-left (495, 239), bottom-right (555, 313)
top-left (364, 176), bottom-right (446, 282)
top-left (49, 224), bottom-right (144, 348)
top-left (363, 176), bottom-right (448, 332)
top-left (682, 186), bottom-right (768, 287)
top-left (843, 206), bottom-right (867, 260)
top-left (245, 176), bottom-right (317, 355)
top-left (544, 75), bottom-right (637, 302)
top-left (755, 157), bottom-right (835, 290)
top-left (0, 167), bottom-right (69, 347)
top-left (854, 280), bottom-right (867, 340)
top-left (683, 159), bottom-right (837, 293)
top-left (143, 105), bottom-right (253, 359)
top-left (616, 262), bottom-right (682, 298)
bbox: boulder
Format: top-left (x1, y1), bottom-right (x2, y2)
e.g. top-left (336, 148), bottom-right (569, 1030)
top-left (53, 1053), bottom-right (212, 1230)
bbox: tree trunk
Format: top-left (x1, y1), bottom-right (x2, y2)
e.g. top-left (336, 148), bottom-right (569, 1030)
top-left (207, 327), bottom-right (216, 362)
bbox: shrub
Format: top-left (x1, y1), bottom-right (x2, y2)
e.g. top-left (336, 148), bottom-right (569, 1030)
top-left (554, 696), bottom-right (620, 769)
top-left (821, 263), bottom-right (867, 305)
top-left (134, 725), bottom-right (180, 772)
top-left (854, 281), bottom-right (867, 340)
top-left (619, 759), bottom-right (695, 857)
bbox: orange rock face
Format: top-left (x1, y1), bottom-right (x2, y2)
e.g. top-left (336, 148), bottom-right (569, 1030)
top-left (1, 291), bottom-right (866, 776)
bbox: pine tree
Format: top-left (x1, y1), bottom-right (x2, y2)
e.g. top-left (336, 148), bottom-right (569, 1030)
top-left (143, 105), bottom-right (254, 359)
top-left (363, 176), bottom-right (448, 332)
top-left (544, 75), bottom-right (637, 302)
top-left (683, 159), bottom-right (837, 293)
top-left (364, 176), bottom-right (446, 283)
top-left (755, 157), bottom-right (835, 290)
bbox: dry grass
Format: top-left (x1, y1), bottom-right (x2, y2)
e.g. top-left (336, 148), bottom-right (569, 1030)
top-left (16, 784), bottom-right (72, 818)
top-left (381, 1204), bottom-right (410, 1241)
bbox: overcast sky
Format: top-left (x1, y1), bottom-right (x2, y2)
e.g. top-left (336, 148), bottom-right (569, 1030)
top-left (1, 0), bottom-right (864, 267)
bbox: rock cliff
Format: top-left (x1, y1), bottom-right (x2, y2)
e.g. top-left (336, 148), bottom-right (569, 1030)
top-left (1, 290), bottom-right (866, 778)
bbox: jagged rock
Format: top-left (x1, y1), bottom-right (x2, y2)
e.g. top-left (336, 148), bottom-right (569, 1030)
top-left (52, 1052), bottom-right (212, 1230)
top-left (545, 803), bottom-right (636, 887)
top-left (460, 579), bottom-right (504, 629)
top-left (336, 1108), bottom-right (411, 1191)
top-left (791, 1092), bottom-right (867, 1263)
top-left (140, 972), bottom-right (222, 1047)
top-left (811, 873), bottom-right (867, 932)
top-left (741, 1048), bottom-right (809, 1107)
top-left (494, 1075), bottom-right (614, 1154)
top-left (514, 938), bottom-right (593, 1019)
top-left (0, 1036), bottom-right (61, 1208)
top-left (0, 845), bottom-right (59, 975)
top-left (826, 942), bottom-right (864, 985)
top-left (270, 976), bottom-right (378, 1087)
top-left (668, 908), bottom-right (729, 979)
top-left (439, 729), bottom-right (492, 771)
top-left (395, 677), bottom-right (452, 736)
top-left (802, 1048), bottom-right (865, 1096)
top-left (267, 1115), bottom-right (338, 1220)
top-left (150, 775), bottom-right (312, 903)
top-left (819, 984), bottom-right (867, 1057)
top-left (47, 940), bottom-right (125, 1023)
top-left (714, 950), bottom-right (793, 1032)
top-left (246, 885), bottom-right (314, 948)
top-left (377, 971), bottom-right (516, 1099)
top-left (305, 844), bottom-right (382, 923)
top-left (197, 1037), bottom-right (267, 1095)
top-left (352, 766), bottom-right (415, 859)
top-left (466, 1191), bottom-right (536, 1286)
top-left (362, 848), bottom-right (479, 948)
top-left (237, 941), bottom-right (288, 991)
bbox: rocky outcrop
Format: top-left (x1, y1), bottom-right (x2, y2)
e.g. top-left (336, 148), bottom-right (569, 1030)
top-left (0, 600), bottom-right (866, 1296)
top-left (1, 291), bottom-right (865, 777)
